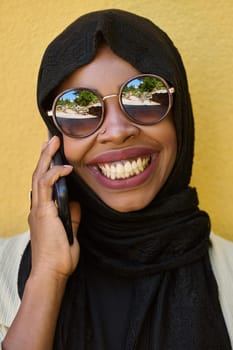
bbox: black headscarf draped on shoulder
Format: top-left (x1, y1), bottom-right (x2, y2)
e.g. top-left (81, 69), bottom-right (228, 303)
top-left (18, 9), bottom-right (231, 349)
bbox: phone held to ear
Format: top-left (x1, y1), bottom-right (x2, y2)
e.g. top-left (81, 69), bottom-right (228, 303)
top-left (50, 138), bottom-right (74, 245)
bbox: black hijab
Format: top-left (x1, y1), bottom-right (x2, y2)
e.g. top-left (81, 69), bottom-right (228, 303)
top-left (18, 9), bottom-right (231, 349)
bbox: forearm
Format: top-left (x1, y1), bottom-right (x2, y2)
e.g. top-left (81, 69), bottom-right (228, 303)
top-left (2, 137), bottom-right (80, 350)
top-left (2, 273), bottom-right (67, 350)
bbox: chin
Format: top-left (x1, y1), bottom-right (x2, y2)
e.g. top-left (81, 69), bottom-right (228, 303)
top-left (101, 192), bottom-right (156, 213)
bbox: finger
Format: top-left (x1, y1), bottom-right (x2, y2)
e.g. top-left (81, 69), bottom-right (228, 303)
top-left (41, 140), bottom-right (49, 152)
top-left (34, 136), bottom-right (61, 177)
top-left (31, 135), bottom-right (70, 208)
top-left (70, 201), bottom-right (81, 236)
top-left (37, 165), bottom-right (73, 204)
top-left (31, 137), bottom-right (60, 207)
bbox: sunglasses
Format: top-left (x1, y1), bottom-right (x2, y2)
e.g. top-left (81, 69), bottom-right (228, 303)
top-left (47, 74), bottom-right (175, 138)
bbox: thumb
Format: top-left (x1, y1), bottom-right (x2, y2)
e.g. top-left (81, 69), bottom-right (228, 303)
top-left (70, 201), bottom-right (81, 237)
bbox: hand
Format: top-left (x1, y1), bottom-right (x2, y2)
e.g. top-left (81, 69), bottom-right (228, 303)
top-left (28, 136), bottom-right (81, 281)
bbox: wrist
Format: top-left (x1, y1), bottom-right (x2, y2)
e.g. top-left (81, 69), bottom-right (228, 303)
top-left (3, 265), bottom-right (68, 350)
top-left (27, 269), bottom-right (68, 294)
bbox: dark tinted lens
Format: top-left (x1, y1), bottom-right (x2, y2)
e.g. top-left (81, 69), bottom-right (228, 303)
top-left (121, 76), bottom-right (170, 124)
top-left (54, 89), bottom-right (102, 137)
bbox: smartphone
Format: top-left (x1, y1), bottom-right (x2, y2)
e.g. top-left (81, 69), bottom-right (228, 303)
top-left (50, 138), bottom-right (74, 245)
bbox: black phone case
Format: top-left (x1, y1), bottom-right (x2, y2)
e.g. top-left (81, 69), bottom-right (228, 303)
top-left (52, 151), bottom-right (74, 245)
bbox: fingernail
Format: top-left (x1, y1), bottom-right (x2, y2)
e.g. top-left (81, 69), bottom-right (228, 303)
top-left (63, 165), bottom-right (73, 168)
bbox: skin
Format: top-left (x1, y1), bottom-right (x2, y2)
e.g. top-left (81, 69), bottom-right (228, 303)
top-left (60, 45), bottom-right (177, 212)
top-left (2, 46), bottom-right (177, 349)
top-left (2, 139), bottom-right (80, 350)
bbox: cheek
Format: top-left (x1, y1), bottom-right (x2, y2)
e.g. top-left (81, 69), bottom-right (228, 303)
top-left (62, 137), bottom-right (85, 165)
top-left (63, 139), bottom-right (75, 163)
top-left (151, 118), bottom-right (177, 177)
top-left (166, 127), bottom-right (177, 158)
top-left (164, 124), bottom-right (177, 167)
top-left (167, 133), bottom-right (177, 175)
top-left (149, 117), bottom-right (177, 156)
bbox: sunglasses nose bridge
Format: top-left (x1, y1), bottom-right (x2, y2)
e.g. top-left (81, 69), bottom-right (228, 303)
top-left (101, 93), bottom-right (130, 124)
top-left (102, 93), bottom-right (125, 120)
top-left (102, 93), bottom-right (118, 101)
top-left (99, 93), bottom-right (140, 138)
top-left (102, 93), bottom-right (130, 120)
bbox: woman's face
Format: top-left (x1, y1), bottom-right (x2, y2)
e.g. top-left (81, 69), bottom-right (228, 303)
top-left (59, 45), bottom-right (177, 212)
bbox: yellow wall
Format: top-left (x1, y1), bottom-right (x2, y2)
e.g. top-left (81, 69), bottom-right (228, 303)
top-left (0, 0), bottom-right (232, 240)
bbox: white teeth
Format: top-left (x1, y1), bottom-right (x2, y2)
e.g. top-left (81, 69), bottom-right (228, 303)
top-left (98, 156), bottom-right (151, 180)
top-left (110, 164), bottom-right (116, 180)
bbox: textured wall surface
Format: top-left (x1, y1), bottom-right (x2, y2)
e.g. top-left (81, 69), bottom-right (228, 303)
top-left (0, 0), bottom-right (232, 239)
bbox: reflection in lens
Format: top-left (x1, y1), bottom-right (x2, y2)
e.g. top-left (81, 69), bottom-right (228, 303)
top-left (121, 76), bottom-right (170, 124)
top-left (55, 89), bottom-right (102, 137)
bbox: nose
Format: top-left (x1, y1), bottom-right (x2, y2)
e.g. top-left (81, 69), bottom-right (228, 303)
top-left (97, 97), bottom-right (140, 144)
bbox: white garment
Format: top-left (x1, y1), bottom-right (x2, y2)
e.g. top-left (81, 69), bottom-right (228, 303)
top-left (0, 231), bottom-right (233, 346)
top-left (0, 231), bottom-right (29, 343)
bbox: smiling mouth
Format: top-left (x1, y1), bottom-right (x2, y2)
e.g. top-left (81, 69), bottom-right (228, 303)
top-left (96, 155), bottom-right (151, 180)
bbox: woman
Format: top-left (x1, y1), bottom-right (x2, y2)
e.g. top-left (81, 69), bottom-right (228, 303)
top-left (1, 9), bottom-right (232, 350)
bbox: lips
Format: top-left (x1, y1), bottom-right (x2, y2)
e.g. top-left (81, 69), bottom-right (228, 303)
top-left (87, 148), bottom-right (159, 189)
